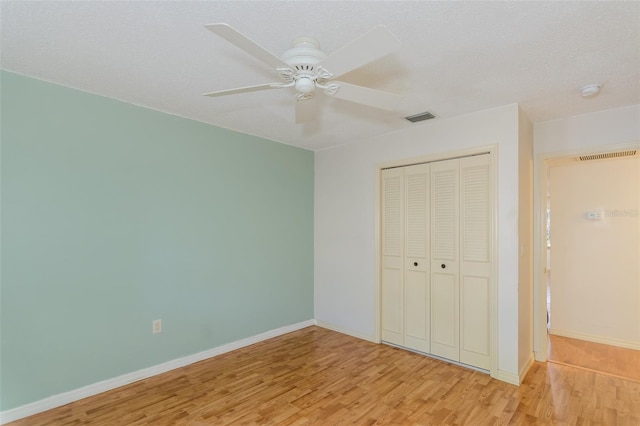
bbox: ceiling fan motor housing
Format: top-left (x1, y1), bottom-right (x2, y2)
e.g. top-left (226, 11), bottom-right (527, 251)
top-left (282, 37), bottom-right (327, 70)
top-left (281, 37), bottom-right (331, 96)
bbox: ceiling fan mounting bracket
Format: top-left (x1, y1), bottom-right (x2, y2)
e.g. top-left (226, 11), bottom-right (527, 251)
top-left (282, 36), bottom-right (327, 68)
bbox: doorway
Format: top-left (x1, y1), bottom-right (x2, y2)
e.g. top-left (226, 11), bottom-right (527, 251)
top-left (536, 148), bottom-right (640, 382)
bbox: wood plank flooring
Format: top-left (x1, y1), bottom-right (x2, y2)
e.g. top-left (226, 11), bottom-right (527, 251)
top-left (548, 334), bottom-right (640, 383)
top-left (8, 326), bottom-right (640, 425)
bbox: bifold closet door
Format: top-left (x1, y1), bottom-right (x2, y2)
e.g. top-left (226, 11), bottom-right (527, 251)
top-left (381, 167), bottom-right (404, 346)
top-left (430, 155), bottom-right (491, 369)
top-left (430, 159), bottom-right (460, 361)
top-left (381, 164), bottom-right (430, 352)
top-left (382, 154), bottom-right (491, 370)
top-left (458, 154), bottom-right (491, 370)
top-left (403, 163), bottom-right (430, 353)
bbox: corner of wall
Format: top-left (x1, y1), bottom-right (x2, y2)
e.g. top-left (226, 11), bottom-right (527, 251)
top-left (517, 107), bottom-right (535, 375)
top-left (518, 352), bottom-right (536, 384)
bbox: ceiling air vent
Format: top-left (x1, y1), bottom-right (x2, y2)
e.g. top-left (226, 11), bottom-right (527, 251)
top-left (405, 111), bottom-right (436, 123)
top-left (578, 150), bottom-right (637, 161)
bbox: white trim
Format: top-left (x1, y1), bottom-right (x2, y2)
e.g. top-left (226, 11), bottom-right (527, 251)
top-left (315, 320), bottom-right (378, 343)
top-left (550, 329), bottom-right (640, 351)
top-left (495, 354), bottom-right (534, 386)
top-left (374, 146), bottom-right (499, 380)
top-left (532, 141), bottom-right (640, 363)
top-left (495, 370), bottom-right (521, 386)
top-left (489, 147), bottom-right (499, 378)
top-left (0, 320), bottom-right (316, 425)
top-left (377, 145), bottom-right (495, 170)
top-left (532, 152), bottom-right (549, 362)
top-left (373, 166), bottom-right (382, 344)
top-left (382, 341), bottom-right (489, 374)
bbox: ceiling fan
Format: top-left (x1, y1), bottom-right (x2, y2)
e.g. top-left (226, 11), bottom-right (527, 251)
top-left (203, 23), bottom-right (403, 123)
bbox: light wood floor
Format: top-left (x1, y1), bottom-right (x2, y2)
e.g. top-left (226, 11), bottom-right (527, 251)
top-left (548, 334), bottom-right (640, 383)
top-left (9, 326), bottom-right (640, 425)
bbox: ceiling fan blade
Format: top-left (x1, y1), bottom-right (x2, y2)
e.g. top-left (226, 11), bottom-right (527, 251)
top-left (327, 81), bottom-right (402, 111)
top-left (205, 23), bottom-right (290, 70)
top-left (295, 96), bottom-right (319, 124)
top-left (203, 83), bottom-right (280, 97)
top-left (317, 25), bottom-right (401, 79)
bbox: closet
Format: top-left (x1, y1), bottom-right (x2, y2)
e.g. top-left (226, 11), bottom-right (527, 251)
top-left (381, 154), bottom-right (492, 370)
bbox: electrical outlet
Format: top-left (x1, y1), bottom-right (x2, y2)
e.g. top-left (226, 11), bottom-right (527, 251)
top-left (152, 319), bottom-right (162, 334)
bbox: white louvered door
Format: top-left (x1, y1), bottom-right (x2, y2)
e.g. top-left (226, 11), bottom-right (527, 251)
top-left (404, 163), bottom-right (430, 353)
top-left (430, 155), bottom-right (491, 367)
top-left (459, 155), bottom-right (491, 370)
top-left (381, 164), bottom-right (430, 352)
top-left (430, 159), bottom-right (460, 361)
top-left (381, 154), bottom-right (491, 370)
top-left (381, 167), bottom-right (404, 345)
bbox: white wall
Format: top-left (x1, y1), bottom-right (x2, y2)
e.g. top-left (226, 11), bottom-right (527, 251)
top-left (532, 103), bottom-right (640, 359)
top-left (518, 108), bottom-right (534, 374)
top-left (534, 105), bottom-right (640, 155)
top-left (549, 157), bottom-right (639, 348)
top-left (315, 103), bottom-right (523, 378)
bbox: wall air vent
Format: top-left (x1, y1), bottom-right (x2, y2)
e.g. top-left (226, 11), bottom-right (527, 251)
top-left (405, 111), bottom-right (436, 123)
top-left (578, 150), bottom-right (637, 161)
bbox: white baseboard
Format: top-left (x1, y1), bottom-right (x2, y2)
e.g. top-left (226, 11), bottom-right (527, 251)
top-left (550, 328), bottom-right (640, 351)
top-left (495, 353), bottom-right (535, 386)
top-left (315, 320), bottom-right (378, 343)
top-left (0, 319), bottom-right (315, 425)
top-left (495, 370), bottom-right (520, 386)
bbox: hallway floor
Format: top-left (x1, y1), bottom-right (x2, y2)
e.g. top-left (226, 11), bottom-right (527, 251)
top-left (548, 334), bottom-right (640, 383)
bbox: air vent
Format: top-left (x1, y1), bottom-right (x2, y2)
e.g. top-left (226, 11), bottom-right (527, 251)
top-left (405, 111), bottom-right (436, 123)
top-left (578, 150), bottom-right (637, 161)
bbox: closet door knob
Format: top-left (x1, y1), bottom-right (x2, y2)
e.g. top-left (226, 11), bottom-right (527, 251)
top-left (441, 264), bottom-right (446, 269)
top-left (413, 262), bottom-right (418, 266)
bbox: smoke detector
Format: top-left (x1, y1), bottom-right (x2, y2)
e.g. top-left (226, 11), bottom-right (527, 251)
top-left (579, 84), bottom-right (601, 98)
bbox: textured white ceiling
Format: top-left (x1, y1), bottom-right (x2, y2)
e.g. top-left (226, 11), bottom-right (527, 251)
top-left (2, 1), bottom-right (639, 151)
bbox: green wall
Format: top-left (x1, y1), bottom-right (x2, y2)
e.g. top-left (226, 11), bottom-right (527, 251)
top-left (0, 71), bottom-right (314, 411)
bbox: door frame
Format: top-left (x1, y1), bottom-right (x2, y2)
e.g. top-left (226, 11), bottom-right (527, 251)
top-left (374, 145), bottom-right (498, 379)
top-left (532, 141), bottom-right (640, 361)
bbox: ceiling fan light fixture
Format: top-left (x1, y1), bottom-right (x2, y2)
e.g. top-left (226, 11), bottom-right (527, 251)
top-left (295, 77), bottom-right (316, 94)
